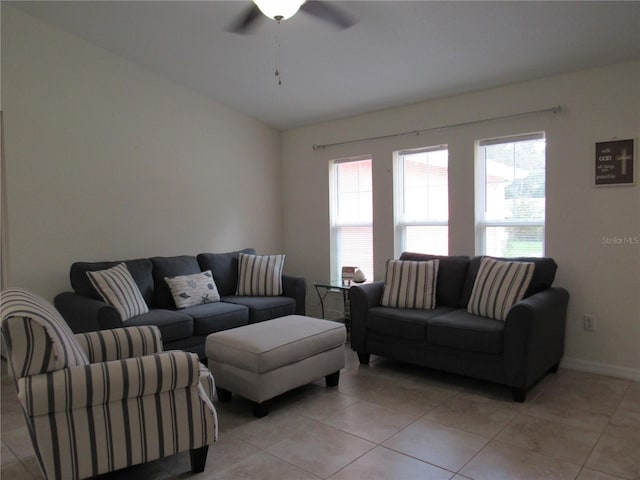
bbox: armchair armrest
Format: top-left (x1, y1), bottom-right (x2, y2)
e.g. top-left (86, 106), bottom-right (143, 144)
top-left (54, 292), bottom-right (123, 333)
top-left (282, 274), bottom-right (307, 315)
top-left (75, 326), bottom-right (163, 363)
top-left (19, 350), bottom-right (201, 417)
top-left (349, 281), bottom-right (385, 351)
top-left (503, 287), bottom-right (570, 388)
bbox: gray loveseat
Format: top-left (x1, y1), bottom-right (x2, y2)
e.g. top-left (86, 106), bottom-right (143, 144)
top-left (350, 252), bottom-right (569, 402)
top-left (54, 248), bottom-right (306, 359)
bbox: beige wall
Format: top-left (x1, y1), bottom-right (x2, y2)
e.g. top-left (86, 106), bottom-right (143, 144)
top-left (2, 7), bottom-right (283, 300)
top-left (282, 61), bottom-right (640, 379)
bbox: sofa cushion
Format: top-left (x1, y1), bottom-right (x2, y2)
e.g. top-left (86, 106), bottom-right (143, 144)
top-left (460, 256), bottom-right (557, 307)
top-left (427, 310), bottom-right (504, 354)
top-left (380, 259), bottom-right (439, 309)
top-left (197, 248), bottom-right (256, 297)
top-left (399, 253), bottom-right (470, 308)
top-left (467, 257), bottom-right (534, 321)
top-left (181, 302), bottom-right (249, 336)
top-left (70, 258), bottom-right (155, 307)
top-left (222, 295), bottom-right (296, 323)
top-left (236, 253), bottom-right (285, 296)
top-left (367, 306), bottom-right (454, 341)
top-left (125, 309), bottom-right (194, 343)
top-left (165, 270), bottom-right (221, 309)
top-left (86, 263), bottom-right (149, 321)
top-left (150, 256), bottom-right (201, 308)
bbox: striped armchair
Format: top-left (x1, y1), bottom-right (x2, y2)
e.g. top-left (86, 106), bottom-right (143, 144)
top-left (0, 288), bottom-right (218, 480)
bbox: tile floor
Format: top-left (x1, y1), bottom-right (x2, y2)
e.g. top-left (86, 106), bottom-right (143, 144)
top-left (2, 348), bottom-right (639, 480)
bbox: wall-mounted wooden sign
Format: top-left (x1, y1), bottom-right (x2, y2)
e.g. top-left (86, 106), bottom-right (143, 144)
top-left (595, 139), bottom-right (634, 186)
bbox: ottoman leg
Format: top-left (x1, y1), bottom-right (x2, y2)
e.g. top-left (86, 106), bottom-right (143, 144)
top-left (252, 401), bottom-right (269, 418)
top-left (325, 371), bottom-right (340, 387)
top-left (216, 387), bottom-right (232, 402)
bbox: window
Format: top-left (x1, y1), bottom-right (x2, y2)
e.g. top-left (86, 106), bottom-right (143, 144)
top-left (329, 157), bottom-right (373, 280)
top-left (394, 146), bottom-right (449, 257)
top-left (476, 133), bottom-right (546, 257)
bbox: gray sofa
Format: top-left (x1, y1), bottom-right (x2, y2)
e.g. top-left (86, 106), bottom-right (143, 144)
top-left (54, 248), bottom-right (306, 359)
top-left (350, 253), bottom-right (569, 402)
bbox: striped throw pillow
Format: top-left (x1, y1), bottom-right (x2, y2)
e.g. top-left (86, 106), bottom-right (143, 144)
top-left (87, 263), bottom-right (149, 321)
top-left (236, 253), bottom-right (285, 296)
top-left (467, 257), bottom-right (535, 321)
top-left (380, 259), bottom-right (439, 309)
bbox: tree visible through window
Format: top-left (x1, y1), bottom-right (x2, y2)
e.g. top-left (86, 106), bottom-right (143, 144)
top-left (476, 133), bottom-right (546, 257)
top-left (329, 157), bottom-right (373, 281)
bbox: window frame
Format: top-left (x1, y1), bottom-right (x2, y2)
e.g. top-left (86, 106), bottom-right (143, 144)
top-left (329, 155), bottom-right (373, 281)
top-left (474, 132), bottom-right (546, 257)
top-left (393, 145), bottom-right (449, 258)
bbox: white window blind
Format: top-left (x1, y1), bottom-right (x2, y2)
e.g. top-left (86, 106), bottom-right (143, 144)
top-left (330, 157), bottom-right (373, 280)
top-left (476, 133), bottom-right (546, 257)
top-left (394, 146), bottom-right (449, 257)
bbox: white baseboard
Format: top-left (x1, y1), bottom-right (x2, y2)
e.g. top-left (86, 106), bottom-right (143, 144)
top-left (561, 356), bottom-right (640, 382)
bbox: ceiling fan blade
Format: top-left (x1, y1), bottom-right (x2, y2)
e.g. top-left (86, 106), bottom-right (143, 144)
top-left (227, 4), bottom-right (263, 34)
top-left (300, 1), bottom-right (357, 29)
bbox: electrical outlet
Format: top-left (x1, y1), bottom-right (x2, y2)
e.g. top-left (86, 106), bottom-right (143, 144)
top-left (583, 314), bottom-right (596, 332)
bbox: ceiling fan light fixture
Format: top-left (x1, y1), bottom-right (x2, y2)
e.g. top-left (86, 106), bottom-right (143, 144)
top-left (254, 0), bottom-right (305, 22)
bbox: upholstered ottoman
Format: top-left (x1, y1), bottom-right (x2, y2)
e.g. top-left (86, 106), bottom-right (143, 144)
top-left (206, 315), bottom-right (346, 417)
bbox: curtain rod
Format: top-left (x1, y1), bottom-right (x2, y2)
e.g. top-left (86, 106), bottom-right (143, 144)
top-left (312, 105), bottom-right (562, 151)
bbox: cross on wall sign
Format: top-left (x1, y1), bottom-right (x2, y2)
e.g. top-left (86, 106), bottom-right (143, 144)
top-left (595, 139), bottom-right (635, 186)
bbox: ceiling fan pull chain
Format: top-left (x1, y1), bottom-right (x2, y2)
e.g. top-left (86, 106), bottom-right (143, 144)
top-left (275, 32), bottom-right (282, 85)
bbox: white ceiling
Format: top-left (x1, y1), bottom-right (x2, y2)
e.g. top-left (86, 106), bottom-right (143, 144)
top-left (12, 1), bottom-right (640, 130)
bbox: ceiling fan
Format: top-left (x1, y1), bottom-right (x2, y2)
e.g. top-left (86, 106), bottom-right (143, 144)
top-left (228, 0), bottom-right (357, 34)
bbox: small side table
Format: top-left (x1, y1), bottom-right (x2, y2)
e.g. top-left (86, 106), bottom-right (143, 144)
top-left (314, 280), bottom-right (360, 330)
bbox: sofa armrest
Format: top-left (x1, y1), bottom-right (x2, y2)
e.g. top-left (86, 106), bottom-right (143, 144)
top-left (349, 281), bottom-right (385, 351)
top-left (74, 326), bottom-right (164, 362)
top-left (20, 350), bottom-right (201, 416)
top-left (54, 292), bottom-right (123, 333)
top-left (503, 287), bottom-right (570, 388)
top-left (282, 274), bottom-right (307, 315)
